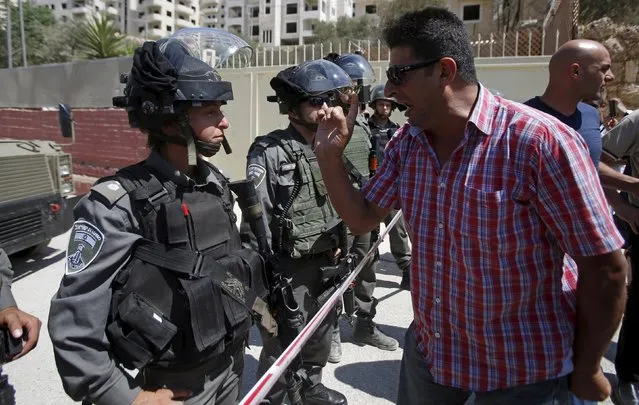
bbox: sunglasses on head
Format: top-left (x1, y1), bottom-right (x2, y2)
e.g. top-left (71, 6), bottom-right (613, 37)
top-left (385, 58), bottom-right (441, 86)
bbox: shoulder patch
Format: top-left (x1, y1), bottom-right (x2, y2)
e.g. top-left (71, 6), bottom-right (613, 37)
top-left (91, 180), bottom-right (127, 207)
top-left (247, 163), bottom-right (266, 188)
top-left (65, 220), bottom-right (105, 275)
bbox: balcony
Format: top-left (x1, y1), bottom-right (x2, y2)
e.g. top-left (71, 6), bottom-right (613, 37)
top-left (202, 6), bottom-right (218, 14)
top-left (148, 28), bottom-right (165, 38)
top-left (176, 17), bottom-right (193, 28)
top-left (147, 11), bottom-right (163, 21)
top-left (143, 0), bottom-right (165, 7)
top-left (203, 16), bottom-right (218, 23)
top-left (200, 0), bottom-right (218, 7)
top-left (176, 2), bottom-right (191, 14)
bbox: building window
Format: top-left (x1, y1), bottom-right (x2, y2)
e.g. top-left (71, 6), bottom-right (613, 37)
top-left (286, 22), bottom-right (296, 33)
top-left (167, 25), bottom-right (172, 31)
top-left (364, 4), bottom-right (376, 14)
top-left (62, 3), bottom-right (67, 8)
top-left (286, 3), bottom-right (297, 14)
top-left (265, 6), bottom-right (270, 14)
top-left (191, 19), bottom-right (195, 24)
top-left (138, 11), bottom-right (144, 17)
top-left (304, 2), bottom-right (317, 11)
top-left (139, 26), bottom-right (145, 33)
top-left (461, 4), bottom-right (481, 22)
top-left (251, 7), bottom-right (259, 17)
top-left (50, 4), bottom-right (55, 9)
top-left (252, 25), bottom-right (259, 35)
top-left (166, 10), bottom-right (171, 16)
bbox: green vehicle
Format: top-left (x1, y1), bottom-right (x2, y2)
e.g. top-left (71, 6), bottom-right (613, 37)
top-left (0, 105), bottom-right (76, 255)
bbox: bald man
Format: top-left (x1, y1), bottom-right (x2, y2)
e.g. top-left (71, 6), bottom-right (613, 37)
top-left (525, 39), bottom-right (613, 166)
top-left (527, 40), bottom-right (639, 405)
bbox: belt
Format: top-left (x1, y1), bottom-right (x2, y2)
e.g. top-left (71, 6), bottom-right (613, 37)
top-left (140, 339), bottom-right (245, 392)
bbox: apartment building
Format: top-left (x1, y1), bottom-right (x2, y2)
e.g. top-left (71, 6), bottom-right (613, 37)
top-left (200, 0), bottom-right (354, 46)
top-left (31, 0), bottom-right (108, 23)
top-left (32, 0), bottom-right (198, 39)
top-left (353, 0), bottom-right (494, 35)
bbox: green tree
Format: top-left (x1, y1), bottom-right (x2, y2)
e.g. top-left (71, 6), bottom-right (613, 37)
top-left (313, 16), bottom-right (376, 43)
top-left (0, 3), bottom-right (57, 68)
top-left (40, 22), bottom-right (84, 64)
top-left (75, 13), bottom-right (127, 59)
top-left (579, 0), bottom-right (639, 25)
top-left (376, 0), bottom-right (446, 26)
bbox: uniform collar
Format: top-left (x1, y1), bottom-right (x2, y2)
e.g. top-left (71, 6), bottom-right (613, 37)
top-left (146, 151), bottom-right (224, 191)
top-left (368, 116), bottom-right (398, 130)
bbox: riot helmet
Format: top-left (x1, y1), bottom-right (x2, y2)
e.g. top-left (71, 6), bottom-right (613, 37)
top-left (113, 28), bottom-right (252, 164)
top-left (369, 83), bottom-right (407, 112)
top-left (324, 52), bottom-right (375, 106)
top-left (268, 59), bottom-right (353, 115)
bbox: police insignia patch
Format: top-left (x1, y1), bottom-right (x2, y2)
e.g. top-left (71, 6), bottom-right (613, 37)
top-left (247, 163), bottom-right (266, 188)
top-left (65, 220), bottom-right (105, 275)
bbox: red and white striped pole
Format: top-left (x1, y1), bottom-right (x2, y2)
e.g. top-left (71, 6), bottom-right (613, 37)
top-left (239, 210), bottom-right (404, 405)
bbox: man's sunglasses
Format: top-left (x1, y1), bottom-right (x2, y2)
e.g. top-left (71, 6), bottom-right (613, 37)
top-left (386, 58), bottom-right (441, 86)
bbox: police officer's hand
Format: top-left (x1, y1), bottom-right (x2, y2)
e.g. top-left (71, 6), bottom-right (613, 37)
top-left (314, 92), bottom-right (360, 156)
top-left (0, 306), bottom-right (41, 361)
top-left (569, 367), bottom-right (611, 402)
top-left (132, 388), bottom-right (192, 405)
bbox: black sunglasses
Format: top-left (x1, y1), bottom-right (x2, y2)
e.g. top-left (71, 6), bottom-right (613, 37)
top-left (306, 94), bottom-right (337, 107)
top-left (386, 58), bottom-right (441, 86)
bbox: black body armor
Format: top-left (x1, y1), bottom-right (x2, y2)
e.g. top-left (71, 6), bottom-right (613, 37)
top-left (104, 161), bottom-right (267, 371)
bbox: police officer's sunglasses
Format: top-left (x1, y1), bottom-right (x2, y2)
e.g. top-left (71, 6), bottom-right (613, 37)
top-left (305, 87), bottom-right (353, 107)
top-left (386, 58), bottom-right (441, 86)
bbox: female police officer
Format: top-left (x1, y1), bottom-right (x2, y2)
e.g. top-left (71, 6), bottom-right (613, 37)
top-left (48, 29), bottom-right (268, 405)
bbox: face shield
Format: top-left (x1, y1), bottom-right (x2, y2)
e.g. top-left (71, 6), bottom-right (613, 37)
top-left (167, 27), bottom-right (253, 69)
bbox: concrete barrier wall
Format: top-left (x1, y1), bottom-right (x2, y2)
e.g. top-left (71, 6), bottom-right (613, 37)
top-left (0, 56), bottom-right (550, 184)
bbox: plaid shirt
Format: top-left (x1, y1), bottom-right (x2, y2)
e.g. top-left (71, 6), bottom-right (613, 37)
top-left (362, 85), bottom-right (623, 391)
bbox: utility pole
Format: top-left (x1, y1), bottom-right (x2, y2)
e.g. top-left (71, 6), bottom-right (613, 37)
top-left (6, 0), bottom-right (12, 68)
top-left (19, 0), bottom-right (27, 66)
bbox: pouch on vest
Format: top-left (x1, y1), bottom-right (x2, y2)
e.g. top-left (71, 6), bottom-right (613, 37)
top-left (107, 292), bottom-right (178, 369)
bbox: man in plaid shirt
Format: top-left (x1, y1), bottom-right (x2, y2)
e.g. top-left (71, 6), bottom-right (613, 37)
top-left (312, 7), bottom-right (628, 405)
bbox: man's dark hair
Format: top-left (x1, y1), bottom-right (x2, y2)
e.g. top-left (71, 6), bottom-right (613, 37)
top-left (383, 7), bottom-right (478, 83)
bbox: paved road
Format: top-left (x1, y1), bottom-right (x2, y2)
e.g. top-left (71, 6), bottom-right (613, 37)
top-left (3, 223), bottom-right (619, 405)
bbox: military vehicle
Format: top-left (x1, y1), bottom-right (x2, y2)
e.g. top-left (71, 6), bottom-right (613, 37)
top-left (0, 105), bottom-right (76, 256)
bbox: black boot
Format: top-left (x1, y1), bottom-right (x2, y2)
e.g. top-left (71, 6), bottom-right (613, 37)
top-left (304, 383), bottom-right (347, 405)
top-left (400, 269), bottom-right (410, 291)
top-left (352, 316), bottom-right (399, 351)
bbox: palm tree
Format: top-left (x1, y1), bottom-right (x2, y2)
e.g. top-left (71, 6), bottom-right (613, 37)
top-left (76, 13), bottom-right (126, 59)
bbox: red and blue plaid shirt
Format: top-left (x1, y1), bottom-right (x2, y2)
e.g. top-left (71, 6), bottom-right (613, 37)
top-left (362, 85), bottom-right (623, 391)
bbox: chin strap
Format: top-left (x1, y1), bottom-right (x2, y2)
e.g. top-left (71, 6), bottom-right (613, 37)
top-left (149, 114), bottom-right (229, 164)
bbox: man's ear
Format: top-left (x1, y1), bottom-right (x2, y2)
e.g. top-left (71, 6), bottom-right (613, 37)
top-left (438, 57), bottom-right (458, 86)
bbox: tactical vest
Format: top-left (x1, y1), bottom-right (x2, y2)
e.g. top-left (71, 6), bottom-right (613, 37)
top-left (369, 119), bottom-right (399, 166)
top-left (343, 117), bottom-right (372, 187)
top-left (253, 128), bottom-right (340, 258)
top-left (104, 162), bottom-right (268, 371)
